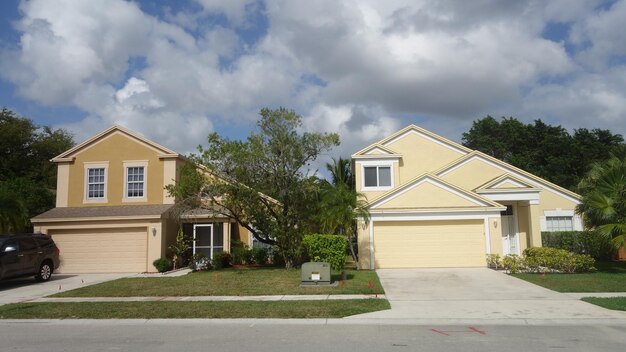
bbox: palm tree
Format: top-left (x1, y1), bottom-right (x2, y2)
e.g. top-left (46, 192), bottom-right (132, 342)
top-left (326, 157), bottom-right (355, 190)
top-left (317, 158), bottom-right (370, 262)
top-left (576, 146), bottom-right (626, 252)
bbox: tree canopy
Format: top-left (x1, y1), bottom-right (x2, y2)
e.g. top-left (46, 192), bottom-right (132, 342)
top-left (0, 108), bottom-right (74, 232)
top-left (462, 116), bottom-right (625, 190)
top-left (172, 107), bottom-right (339, 267)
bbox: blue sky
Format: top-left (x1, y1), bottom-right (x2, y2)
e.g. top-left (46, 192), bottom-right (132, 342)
top-left (1, 0), bottom-right (626, 159)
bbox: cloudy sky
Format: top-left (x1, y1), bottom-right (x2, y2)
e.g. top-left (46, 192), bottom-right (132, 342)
top-left (1, 0), bottom-right (625, 161)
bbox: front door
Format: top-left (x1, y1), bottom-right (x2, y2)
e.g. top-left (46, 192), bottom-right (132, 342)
top-left (501, 205), bottom-right (519, 255)
top-left (193, 224), bottom-right (224, 259)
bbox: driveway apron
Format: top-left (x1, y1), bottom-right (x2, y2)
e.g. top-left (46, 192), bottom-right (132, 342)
top-left (348, 268), bottom-right (626, 321)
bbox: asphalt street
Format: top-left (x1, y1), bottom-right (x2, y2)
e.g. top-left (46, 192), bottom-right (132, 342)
top-left (1, 320), bottom-right (626, 352)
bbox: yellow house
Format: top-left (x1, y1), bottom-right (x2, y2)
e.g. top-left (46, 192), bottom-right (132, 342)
top-left (353, 125), bottom-right (582, 269)
top-left (31, 125), bottom-right (251, 273)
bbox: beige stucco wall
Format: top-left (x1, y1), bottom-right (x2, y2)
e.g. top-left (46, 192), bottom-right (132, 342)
top-left (65, 133), bottom-right (166, 207)
top-left (384, 132), bottom-right (467, 184)
top-left (439, 158), bottom-right (504, 191)
top-left (376, 181), bottom-right (481, 209)
top-left (489, 216), bottom-right (503, 256)
top-left (517, 203), bottom-right (530, 251)
top-left (357, 221), bottom-right (372, 270)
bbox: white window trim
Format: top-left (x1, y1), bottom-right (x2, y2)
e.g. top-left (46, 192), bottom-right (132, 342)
top-left (541, 209), bottom-right (582, 231)
top-left (83, 162), bottom-right (109, 203)
top-left (360, 161), bottom-right (395, 191)
top-left (123, 161), bottom-right (148, 202)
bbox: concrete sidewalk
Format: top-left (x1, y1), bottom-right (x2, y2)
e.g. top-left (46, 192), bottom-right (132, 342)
top-left (565, 292), bottom-right (626, 298)
top-left (26, 294), bottom-right (385, 303)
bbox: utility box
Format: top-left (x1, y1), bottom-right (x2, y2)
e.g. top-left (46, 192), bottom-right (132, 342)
top-left (301, 262), bottom-right (331, 285)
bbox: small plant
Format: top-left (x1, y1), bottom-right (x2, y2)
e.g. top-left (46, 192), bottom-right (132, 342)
top-left (153, 258), bottom-right (171, 273)
top-left (502, 254), bottom-right (524, 274)
top-left (190, 253), bottom-right (210, 271)
top-left (168, 228), bottom-right (191, 270)
top-left (211, 252), bottom-right (232, 269)
top-left (486, 254), bottom-right (502, 269)
top-left (251, 247), bottom-right (269, 265)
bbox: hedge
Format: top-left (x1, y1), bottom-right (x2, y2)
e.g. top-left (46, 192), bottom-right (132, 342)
top-left (302, 234), bottom-right (347, 271)
top-left (541, 231), bottom-right (614, 260)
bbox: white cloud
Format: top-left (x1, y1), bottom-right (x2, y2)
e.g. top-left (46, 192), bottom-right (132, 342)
top-left (2, 0), bottom-right (626, 157)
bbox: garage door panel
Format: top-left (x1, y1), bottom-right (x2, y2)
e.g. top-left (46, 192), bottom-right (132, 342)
top-left (374, 220), bottom-right (485, 268)
top-left (51, 228), bottom-right (147, 273)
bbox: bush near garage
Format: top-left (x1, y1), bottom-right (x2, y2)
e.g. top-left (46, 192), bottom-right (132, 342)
top-left (302, 234), bottom-right (347, 271)
top-left (251, 247), bottom-right (269, 265)
top-left (541, 231), bottom-right (614, 260)
top-left (498, 248), bottom-right (595, 274)
top-left (153, 258), bottom-right (171, 273)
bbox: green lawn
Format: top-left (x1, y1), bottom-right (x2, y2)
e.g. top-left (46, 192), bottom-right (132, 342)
top-left (0, 299), bottom-right (390, 319)
top-left (581, 297), bottom-right (626, 311)
top-left (53, 268), bottom-right (384, 297)
top-left (512, 261), bottom-right (626, 292)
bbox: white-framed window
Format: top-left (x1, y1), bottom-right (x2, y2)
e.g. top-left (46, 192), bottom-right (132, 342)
top-left (84, 162), bottom-right (108, 203)
top-left (546, 216), bottom-right (574, 232)
top-left (126, 167), bottom-right (145, 198)
top-left (123, 161), bottom-right (148, 202)
top-left (363, 165), bottom-right (392, 189)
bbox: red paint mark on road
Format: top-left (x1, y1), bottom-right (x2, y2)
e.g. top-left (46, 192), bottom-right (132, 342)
top-left (430, 327), bottom-right (487, 336)
top-left (430, 329), bottom-right (450, 336)
top-left (468, 327), bottom-right (486, 335)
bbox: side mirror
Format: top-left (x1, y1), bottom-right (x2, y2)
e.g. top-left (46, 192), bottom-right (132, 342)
top-left (3, 246), bottom-right (17, 253)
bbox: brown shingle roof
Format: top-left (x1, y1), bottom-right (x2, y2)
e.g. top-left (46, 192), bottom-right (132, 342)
top-left (32, 204), bottom-right (174, 221)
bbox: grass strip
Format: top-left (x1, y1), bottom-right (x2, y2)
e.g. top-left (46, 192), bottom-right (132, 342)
top-left (0, 299), bottom-right (390, 319)
top-left (511, 261), bottom-right (626, 293)
top-left (53, 268), bottom-right (384, 297)
top-left (581, 297), bottom-right (626, 311)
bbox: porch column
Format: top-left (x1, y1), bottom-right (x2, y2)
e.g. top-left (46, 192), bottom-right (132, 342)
top-left (223, 222), bottom-right (230, 253)
top-left (528, 201), bottom-right (542, 247)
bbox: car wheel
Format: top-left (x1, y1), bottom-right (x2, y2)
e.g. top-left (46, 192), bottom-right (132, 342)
top-left (35, 262), bottom-right (53, 282)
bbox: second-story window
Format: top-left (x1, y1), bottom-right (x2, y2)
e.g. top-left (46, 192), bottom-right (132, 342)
top-left (126, 166), bottom-right (145, 198)
top-left (87, 168), bottom-right (106, 199)
top-left (363, 166), bottom-right (392, 188)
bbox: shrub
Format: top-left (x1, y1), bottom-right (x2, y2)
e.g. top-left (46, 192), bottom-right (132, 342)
top-left (523, 247), bottom-right (595, 273)
top-left (231, 246), bottom-right (253, 265)
top-left (302, 234), bottom-right (347, 271)
top-left (271, 248), bottom-right (285, 267)
top-left (502, 254), bottom-right (524, 274)
top-left (211, 252), bottom-right (232, 269)
top-left (251, 247), bottom-right (269, 265)
top-left (541, 231), bottom-right (614, 260)
top-left (190, 253), bottom-right (210, 271)
top-left (486, 254), bottom-right (502, 269)
top-left (152, 258), bottom-right (171, 273)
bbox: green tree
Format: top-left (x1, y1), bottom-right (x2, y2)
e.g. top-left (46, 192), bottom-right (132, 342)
top-left (0, 108), bottom-right (74, 232)
top-left (315, 158), bottom-right (370, 263)
top-left (462, 116), bottom-right (624, 190)
top-left (576, 146), bottom-right (626, 251)
top-left (174, 107), bottom-right (339, 268)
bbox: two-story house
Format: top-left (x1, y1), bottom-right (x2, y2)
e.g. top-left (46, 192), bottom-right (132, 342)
top-left (353, 125), bottom-right (582, 269)
top-left (31, 125), bottom-right (250, 273)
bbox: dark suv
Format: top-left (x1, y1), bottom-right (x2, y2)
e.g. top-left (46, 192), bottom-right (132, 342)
top-left (0, 234), bottom-right (60, 282)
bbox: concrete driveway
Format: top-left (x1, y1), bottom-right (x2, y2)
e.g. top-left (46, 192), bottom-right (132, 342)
top-left (348, 268), bottom-right (626, 323)
top-left (0, 273), bottom-right (134, 305)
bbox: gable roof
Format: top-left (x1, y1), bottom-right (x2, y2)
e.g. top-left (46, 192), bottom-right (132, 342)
top-left (352, 124), bottom-right (472, 157)
top-left (435, 151), bottom-right (581, 202)
top-left (475, 174), bottom-right (537, 191)
top-left (51, 125), bottom-right (181, 162)
top-left (369, 173), bottom-right (504, 210)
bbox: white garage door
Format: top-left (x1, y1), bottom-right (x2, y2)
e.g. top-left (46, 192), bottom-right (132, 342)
top-left (50, 227), bottom-right (148, 273)
top-left (374, 220), bottom-right (486, 268)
